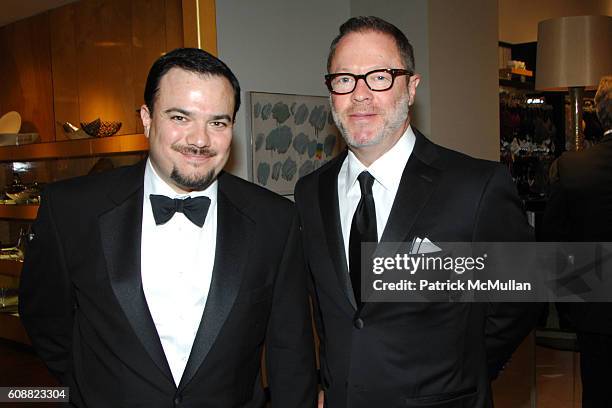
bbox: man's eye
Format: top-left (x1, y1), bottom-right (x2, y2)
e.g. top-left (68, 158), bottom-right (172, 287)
top-left (210, 121), bottom-right (228, 128)
top-left (334, 76), bottom-right (353, 84)
top-left (171, 115), bottom-right (186, 121)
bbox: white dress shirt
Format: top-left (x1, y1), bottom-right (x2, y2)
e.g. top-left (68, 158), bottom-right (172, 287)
top-left (338, 126), bottom-right (416, 263)
top-left (141, 159), bottom-right (217, 385)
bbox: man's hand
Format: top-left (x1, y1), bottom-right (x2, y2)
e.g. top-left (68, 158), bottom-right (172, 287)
top-left (318, 390), bottom-right (324, 408)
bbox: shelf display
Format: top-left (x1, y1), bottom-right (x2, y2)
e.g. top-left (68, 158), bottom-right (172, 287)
top-left (0, 133), bottom-right (148, 162)
top-left (499, 89), bottom-right (556, 199)
top-left (0, 136), bottom-right (149, 344)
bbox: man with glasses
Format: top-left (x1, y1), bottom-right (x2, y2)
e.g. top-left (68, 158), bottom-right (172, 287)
top-left (295, 16), bottom-right (537, 407)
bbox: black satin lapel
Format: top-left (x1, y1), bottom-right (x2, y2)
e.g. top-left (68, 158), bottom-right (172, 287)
top-left (319, 156), bottom-right (357, 310)
top-left (379, 156), bottom-right (440, 245)
top-left (178, 191), bottom-right (250, 390)
top-left (99, 188), bottom-right (173, 382)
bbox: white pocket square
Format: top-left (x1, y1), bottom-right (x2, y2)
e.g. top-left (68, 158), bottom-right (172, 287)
top-left (410, 237), bottom-right (442, 254)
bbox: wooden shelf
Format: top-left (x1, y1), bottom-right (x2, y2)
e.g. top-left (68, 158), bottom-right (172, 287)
top-left (0, 313), bottom-right (30, 345)
top-left (500, 67), bottom-right (533, 78)
top-left (0, 133), bottom-right (149, 162)
top-left (0, 204), bottom-right (39, 220)
top-left (0, 259), bottom-right (22, 278)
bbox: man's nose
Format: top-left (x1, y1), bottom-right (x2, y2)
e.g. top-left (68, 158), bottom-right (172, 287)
top-left (185, 125), bottom-right (210, 147)
top-left (352, 77), bottom-right (372, 102)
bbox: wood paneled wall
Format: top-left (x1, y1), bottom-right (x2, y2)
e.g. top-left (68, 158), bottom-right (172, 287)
top-left (0, 0), bottom-right (183, 142)
top-left (0, 14), bottom-right (55, 142)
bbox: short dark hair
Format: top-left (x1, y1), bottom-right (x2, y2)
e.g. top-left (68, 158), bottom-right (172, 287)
top-left (594, 76), bottom-right (612, 132)
top-left (144, 47), bottom-right (241, 120)
top-left (327, 16), bottom-right (415, 74)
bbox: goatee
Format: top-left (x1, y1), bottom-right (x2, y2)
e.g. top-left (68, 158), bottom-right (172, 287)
top-left (170, 167), bottom-right (216, 191)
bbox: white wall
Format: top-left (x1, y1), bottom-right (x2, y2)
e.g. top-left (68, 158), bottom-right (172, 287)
top-left (350, 0), bottom-right (431, 136)
top-left (429, 0), bottom-right (500, 160)
top-left (216, 0), bottom-right (350, 179)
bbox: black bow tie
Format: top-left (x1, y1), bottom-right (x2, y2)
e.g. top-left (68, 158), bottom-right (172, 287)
top-left (149, 194), bottom-right (211, 227)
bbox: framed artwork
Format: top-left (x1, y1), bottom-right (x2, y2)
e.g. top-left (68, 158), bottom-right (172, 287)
top-left (249, 91), bottom-right (344, 195)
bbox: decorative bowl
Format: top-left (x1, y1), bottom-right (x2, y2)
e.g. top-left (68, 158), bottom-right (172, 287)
top-left (0, 111), bottom-right (21, 134)
top-left (80, 118), bottom-right (122, 137)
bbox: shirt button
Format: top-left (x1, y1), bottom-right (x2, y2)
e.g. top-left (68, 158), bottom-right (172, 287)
top-left (354, 317), bottom-right (364, 329)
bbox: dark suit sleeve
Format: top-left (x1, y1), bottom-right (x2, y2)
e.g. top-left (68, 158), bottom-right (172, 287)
top-left (473, 165), bottom-right (542, 379)
top-left (265, 212), bottom-right (317, 407)
top-left (18, 189), bottom-right (75, 384)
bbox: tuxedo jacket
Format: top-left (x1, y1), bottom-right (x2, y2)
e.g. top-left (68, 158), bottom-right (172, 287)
top-left (19, 161), bottom-right (317, 408)
top-left (543, 134), bottom-right (612, 335)
top-left (294, 129), bottom-right (538, 408)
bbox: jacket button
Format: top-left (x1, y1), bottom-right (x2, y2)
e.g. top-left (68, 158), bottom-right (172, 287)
top-left (354, 317), bottom-right (364, 329)
top-left (174, 395), bottom-right (182, 406)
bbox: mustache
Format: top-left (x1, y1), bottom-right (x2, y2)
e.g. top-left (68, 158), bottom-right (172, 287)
top-left (171, 144), bottom-right (217, 157)
top-left (344, 106), bottom-right (379, 115)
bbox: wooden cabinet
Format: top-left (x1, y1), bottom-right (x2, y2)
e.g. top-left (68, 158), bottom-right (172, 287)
top-left (0, 314), bottom-right (30, 345)
top-left (0, 259), bottom-right (23, 278)
top-left (0, 0), bottom-right (183, 142)
top-left (0, 205), bottom-right (39, 221)
top-left (0, 13), bottom-right (55, 142)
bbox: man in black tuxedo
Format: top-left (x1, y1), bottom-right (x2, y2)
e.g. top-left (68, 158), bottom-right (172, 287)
top-left (295, 17), bottom-right (537, 407)
top-left (19, 48), bottom-right (316, 407)
top-left (543, 76), bottom-right (612, 408)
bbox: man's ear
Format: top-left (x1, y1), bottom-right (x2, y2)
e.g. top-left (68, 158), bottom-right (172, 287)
top-left (140, 105), bottom-right (151, 137)
top-left (408, 74), bottom-right (421, 106)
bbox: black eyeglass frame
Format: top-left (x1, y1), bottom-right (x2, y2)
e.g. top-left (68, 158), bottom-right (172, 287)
top-left (324, 68), bottom-right (413, 95)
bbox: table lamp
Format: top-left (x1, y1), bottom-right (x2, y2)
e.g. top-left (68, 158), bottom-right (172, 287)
top-left (536, 15), bottom-right (612, 151)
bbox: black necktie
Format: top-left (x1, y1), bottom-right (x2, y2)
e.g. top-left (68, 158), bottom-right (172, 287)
top-left (149, 194), bottom-right (211, 227)
top-left (349, 171), bottom-right (377, 306)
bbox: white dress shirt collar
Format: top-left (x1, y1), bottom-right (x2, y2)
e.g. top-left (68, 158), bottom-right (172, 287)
top-left (344, 125), bottom-right (416, 193)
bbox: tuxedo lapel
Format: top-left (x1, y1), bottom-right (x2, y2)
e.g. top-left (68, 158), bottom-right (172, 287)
top-left (379, 129), bottom-right (441, 245)
top-left (99, 162), bottom-right (173, 382)
top-left (318, 151), bottom-right (357, 310)
top-left (178, 174), bottom-right (252, 390)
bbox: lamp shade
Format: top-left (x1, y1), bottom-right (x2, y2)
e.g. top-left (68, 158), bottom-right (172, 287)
top-left (536, 15), bottom-right (612, 91)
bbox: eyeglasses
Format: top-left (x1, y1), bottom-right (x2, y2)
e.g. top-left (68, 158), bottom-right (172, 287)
top-left (325, 68), bottom-right (412, 95)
